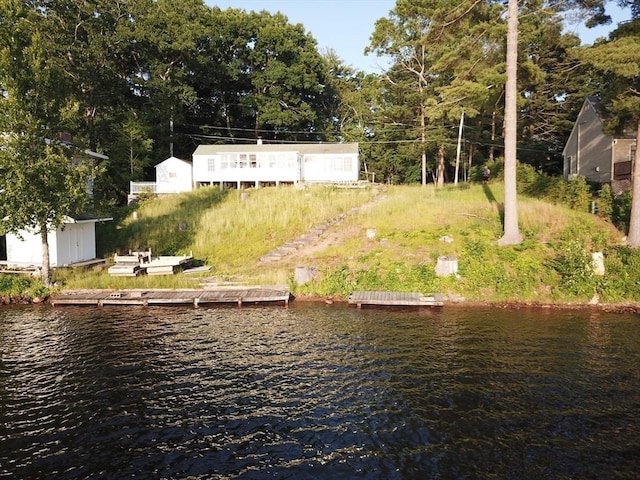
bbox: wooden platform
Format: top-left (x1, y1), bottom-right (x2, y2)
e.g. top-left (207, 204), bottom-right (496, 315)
top-left (50, 286), bottom-right (291, 307)
top-left (348, 291), bottom-right (444, 308)
top-left (108, 254), bottom-right (194, 277)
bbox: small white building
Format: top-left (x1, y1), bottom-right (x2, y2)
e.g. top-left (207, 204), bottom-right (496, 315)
top-left (2, 215), bottom-right (112, 268)
top-left (155, 156), bottom-right (193, 193)
top-left (192, 142), bottom-right (360, 188)
top-left (129, 156), bottom-right (193, 201)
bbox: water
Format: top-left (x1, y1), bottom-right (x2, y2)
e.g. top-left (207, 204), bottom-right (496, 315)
top-left (1, 304), bottom-right (640, 479)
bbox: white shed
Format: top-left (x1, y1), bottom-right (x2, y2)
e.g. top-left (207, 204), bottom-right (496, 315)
top-left (155, 156), bottom-right (193, 193)
top-left (2, 215), bottom-right (111, 268)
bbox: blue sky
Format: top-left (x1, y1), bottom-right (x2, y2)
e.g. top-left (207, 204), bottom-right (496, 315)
top-left (208, 1), bottom-right (631, 73)
top-left (208, 0), bottom-right (395, 72)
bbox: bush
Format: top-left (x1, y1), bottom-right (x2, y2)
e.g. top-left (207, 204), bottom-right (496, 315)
top-left (0, 274), bottom-right (49, 302)
top-left (613, 190), bottom-right (632, 233)
top-left (564, 176), bottom-right (591, 212)
top-left (596, 183), bottom-right (613, 221)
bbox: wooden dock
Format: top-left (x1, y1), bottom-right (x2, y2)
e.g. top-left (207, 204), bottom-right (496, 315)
top-left (50, 286), bottom-right (291, 307)
top-left (348, 291), bottom-right (444, 309)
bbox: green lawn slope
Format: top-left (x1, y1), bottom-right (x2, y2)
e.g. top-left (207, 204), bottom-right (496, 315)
top-left (52, 183), bottom-right (640, 306)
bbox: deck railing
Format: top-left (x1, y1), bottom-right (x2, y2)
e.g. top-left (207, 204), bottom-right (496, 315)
top-left (130, 181), bottom-right (157, 194)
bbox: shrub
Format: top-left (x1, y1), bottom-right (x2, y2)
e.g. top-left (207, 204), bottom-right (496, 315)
top-left (596, 183), bottom-right (613, 221)
top-left (599, 246), bottom-right (640, 301)
top-left (0, 275), bottom-right (49, 302)
top-left (613, 190), bottom-right (632, 232)
top-left (564, 176), bottom-right (591, 212)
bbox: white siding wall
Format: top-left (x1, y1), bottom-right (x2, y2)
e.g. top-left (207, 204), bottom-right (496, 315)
top-left (193, 152), bottom-right (300, 184)
top-left (6, 222), bottom-right (97, 267)
top-left (54, 222), bottom-right (96, 266)
top-left (192, 154), bottom-right (220, 183)
top-left (302, 154), bottom-right (359, 183)
top-left (155, 157), bottom-right (193, 193)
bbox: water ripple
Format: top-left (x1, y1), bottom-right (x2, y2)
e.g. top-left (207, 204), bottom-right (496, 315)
top-left (1, 305), bottom-right (640, 479)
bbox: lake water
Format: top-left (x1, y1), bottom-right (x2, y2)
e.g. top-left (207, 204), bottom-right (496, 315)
top-left (1, 303), bottom-right (639, 479)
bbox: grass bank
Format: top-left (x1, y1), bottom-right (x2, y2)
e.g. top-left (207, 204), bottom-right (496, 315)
top-left (26, 183), bottom-right (640, 305)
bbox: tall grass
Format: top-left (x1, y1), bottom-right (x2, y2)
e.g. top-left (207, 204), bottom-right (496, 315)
top-left (191, 186), bottom-right (376, 270)
top-left (60, 182), bottom-right (634, 304)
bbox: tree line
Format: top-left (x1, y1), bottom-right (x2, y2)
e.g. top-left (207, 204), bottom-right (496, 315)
top-left (0, 0), bottom-right (639, 284)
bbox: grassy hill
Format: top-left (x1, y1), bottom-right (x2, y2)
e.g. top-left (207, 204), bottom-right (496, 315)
top-left (57, 182), bottom-right (640, 305)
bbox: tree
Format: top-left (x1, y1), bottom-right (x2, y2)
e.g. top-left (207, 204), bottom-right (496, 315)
top-left (247, 12), bottom-right (330, 141)
top-left (0, 1), bottom-right (93, 286)
top-left (584, 24), bottom-right (640, 245)
top-left (498, 0), bottom-right (524, 245)
top-left (368, 0), bottom-right (503, 186)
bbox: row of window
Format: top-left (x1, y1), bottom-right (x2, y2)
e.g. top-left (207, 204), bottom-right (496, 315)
top-left (206, 154), bottom-right (353, 172)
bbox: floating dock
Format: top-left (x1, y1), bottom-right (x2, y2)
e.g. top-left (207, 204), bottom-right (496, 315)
top-left (50, 287), bottom-right (291, 307)
top-left (348, 291), bottom-right (444, 308)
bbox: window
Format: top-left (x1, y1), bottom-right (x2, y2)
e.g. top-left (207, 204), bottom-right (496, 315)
top-left (207, 158), bottom-right (215, 171)
top-left (169, 172), bottom-right (177, 178)
top-left (631, 145), bottom-right (637, 162)
top-left (249, 154), bottom-right (257, 168)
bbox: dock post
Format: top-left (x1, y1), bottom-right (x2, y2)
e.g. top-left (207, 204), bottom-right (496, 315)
top-left (193, 297), bottom-right (199, 308)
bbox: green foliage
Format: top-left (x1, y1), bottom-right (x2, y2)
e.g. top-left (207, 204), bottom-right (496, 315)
top-left (598, 246), bottom-right (640, 301)
top-left (0, 275), bottom-right (49, 302)
top-left (312, 265), bottom-right (353, 296)
top-left (548, 239), bottom-right (595, 298)
top-left (564, 176), bottom-right (592, 212)
top-left (613, 190), bottom-right (632, 232)
top-left (596, 183), bottom-right (613, 221)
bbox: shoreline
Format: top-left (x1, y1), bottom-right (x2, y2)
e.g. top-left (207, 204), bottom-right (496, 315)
top-left (1, 290), bottom-right (639, 314)
top-left (291, 293), bottom-right (640, 314)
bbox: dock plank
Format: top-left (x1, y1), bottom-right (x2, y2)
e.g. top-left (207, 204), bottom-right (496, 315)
top-left (348, 291), bottom-right (444, 308)
top-left (50, 287), bottom-right (291, 307)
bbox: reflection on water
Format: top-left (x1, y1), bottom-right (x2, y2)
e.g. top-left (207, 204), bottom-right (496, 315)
top-left (1, 304), bottom-right (640, 479)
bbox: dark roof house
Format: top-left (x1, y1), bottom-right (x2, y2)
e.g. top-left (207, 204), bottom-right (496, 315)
top-left (563, 96), bottom-right (636, 191)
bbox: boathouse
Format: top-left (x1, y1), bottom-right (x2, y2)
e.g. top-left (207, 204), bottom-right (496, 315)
top-left (2, 215), bottom-right (112, 268)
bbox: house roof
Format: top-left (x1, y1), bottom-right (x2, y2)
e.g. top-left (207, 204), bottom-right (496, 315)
top-left (155, 156), bottom-right (192, 168)
top-left (193, 143), bottom-right (359, 156)
top-left (63, 214), bottom-right (113, 224)
top-left (583, 96), bottom-right (636, 139)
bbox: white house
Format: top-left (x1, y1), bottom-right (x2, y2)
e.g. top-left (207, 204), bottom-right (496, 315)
top-left (129, 156), bottom-right (193, 201)
top-left (155, 156), bottom-right (193, 193)
top-left (1, 216), bottom-right (112, 268)
top-left (191, 142), bottom-right (360, 189)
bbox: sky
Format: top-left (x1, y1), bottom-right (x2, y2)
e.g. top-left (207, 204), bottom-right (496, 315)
top-left (208, 0), bottom-right (632, 73)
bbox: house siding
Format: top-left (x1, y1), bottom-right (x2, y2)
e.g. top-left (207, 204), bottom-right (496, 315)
top-left (155, 157), bottom-right (193, 193)
top-left (6, 221), bottom-right (99, 267)
top-left (563, 97), bottom-right (637, 183)
top-left (192, 143), bottom-right (359, 186)
top-left (563, 97), bottom-right (612, 182)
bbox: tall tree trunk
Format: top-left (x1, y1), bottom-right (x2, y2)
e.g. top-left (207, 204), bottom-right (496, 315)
top-left (421, 102), bottom-right (427, 186)
top-left (626, 119), bottom-right (640, 247)
top-left (498, 0), bottom-right (523, 246)
top-left (454, 110), bottom-right (464, 185)
top-left (39, 227), bottom-right (52, 287)
top-left (436, 144), bottom-right (445, 188)
top-left (489, 111), bottom-right (496, 162)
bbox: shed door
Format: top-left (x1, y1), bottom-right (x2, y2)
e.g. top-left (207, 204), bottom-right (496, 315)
top-left (0, 235), bottom-right (6, 261)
